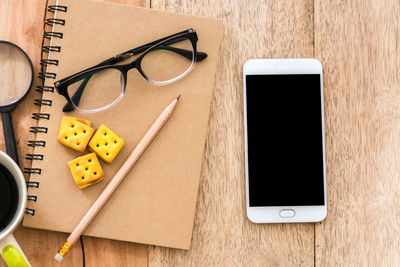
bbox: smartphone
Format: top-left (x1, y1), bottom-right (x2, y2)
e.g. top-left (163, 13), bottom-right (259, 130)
top-left (243, 58), bottom-right (327, 223)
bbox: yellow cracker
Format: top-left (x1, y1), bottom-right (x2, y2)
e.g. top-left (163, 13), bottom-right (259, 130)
top-left (68, 153), bottom-right (104, 189)
top-left (57, 118), bottom-right (94, 152)
top-left (89, 124), bottom-right (125, 163)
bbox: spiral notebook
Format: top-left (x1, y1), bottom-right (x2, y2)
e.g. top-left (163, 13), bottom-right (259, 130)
top-left (23, 0), bottom-right (222, 249)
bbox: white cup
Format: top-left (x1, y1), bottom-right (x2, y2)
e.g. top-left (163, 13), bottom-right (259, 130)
top-left (0, 151), bottom-right (31, 267)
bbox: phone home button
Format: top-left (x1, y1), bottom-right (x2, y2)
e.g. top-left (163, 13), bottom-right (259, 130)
top-left (279, 209), bottom-right (295, 218)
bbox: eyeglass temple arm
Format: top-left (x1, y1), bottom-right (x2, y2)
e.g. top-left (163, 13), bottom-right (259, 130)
top-left (115, 35), bottom-right (207, 62)
top-left (62, 73), bottom-right (93, 112)
top-left (116, 47), bottom-right (207, 63)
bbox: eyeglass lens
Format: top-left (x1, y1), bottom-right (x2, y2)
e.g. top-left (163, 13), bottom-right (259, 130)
top-left (141, 38), bottom-right (194, 83)
top-left (66, 68), bottom-right (124, 112)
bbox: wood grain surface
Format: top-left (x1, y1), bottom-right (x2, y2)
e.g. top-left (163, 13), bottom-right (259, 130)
top-left (1, 0), bottom-right (399, 266)
top-left (314, 0), bottom-right (400, 266)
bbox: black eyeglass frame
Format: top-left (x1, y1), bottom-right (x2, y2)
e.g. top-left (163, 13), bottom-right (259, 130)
top-left (54, 28), bottom-right (207, 112)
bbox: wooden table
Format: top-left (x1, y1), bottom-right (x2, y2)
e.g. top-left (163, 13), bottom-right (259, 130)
top-left (1, 0), bottom-right (399, 266)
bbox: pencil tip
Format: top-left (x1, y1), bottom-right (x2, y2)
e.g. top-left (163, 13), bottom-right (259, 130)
top-left (177, 94), bottom-right (181, 101)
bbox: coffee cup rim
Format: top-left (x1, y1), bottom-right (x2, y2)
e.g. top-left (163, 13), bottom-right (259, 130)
top-left (0, 151), bottom-right (27, 240)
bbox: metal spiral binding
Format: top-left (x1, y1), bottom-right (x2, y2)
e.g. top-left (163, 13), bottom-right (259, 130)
top-left (26, 3), bottom-right (68, 217)
top-left (25, 154), bottom-right (44, 161)
top-left (48, 5), bottom-right (67, 13)
top-left (40, 59), bottom-right (59, 66)
top-left (33, 99), bottom-right (52, 106)
top-left (27, 195), bottom-right (38, 202)
top-left (38, 72), bottom-right (57, 79)
top-left (25, 208), bottom-right (35, 216)
top-left (45, 18), bottom-right (65, 26)
top-left (32, 113), bottom-right (50, 120)
top-left (36, 85), bottom-right (54, 93)
top-left (30, 127), bottom-right (48, 134)
top-left (26, 181), bottom-right (40, 188)
top-left (27, 140), bottom-right (46, 147)
top-left (44, 32), bottom-right (63, 39)
top-left (42, 46), bottom-right (61, 53)
top-left (24, 168), bottom-right (42, 175)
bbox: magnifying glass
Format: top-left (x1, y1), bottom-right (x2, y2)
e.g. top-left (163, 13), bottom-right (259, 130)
top-left (0, 41), bottom-right (34, 165)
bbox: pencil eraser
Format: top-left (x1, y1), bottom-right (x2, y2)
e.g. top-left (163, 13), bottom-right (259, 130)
top-left (57, 117), bottom-right (94, 152)
top-left (88, 124), bottom-right (125, 163)
top-left (68, 153), bottom-right (104, 189)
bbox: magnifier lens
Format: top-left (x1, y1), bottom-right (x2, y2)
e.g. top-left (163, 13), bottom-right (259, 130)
top-left (0, 43), bottom-right (33, 106)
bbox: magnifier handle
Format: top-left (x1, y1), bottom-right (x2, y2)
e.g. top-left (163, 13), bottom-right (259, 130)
top-left (2, 112), bottom-right (19, 165)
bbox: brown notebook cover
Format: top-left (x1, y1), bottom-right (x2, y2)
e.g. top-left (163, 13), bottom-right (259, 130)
top-left (24, 0), bottom-right (222, 249)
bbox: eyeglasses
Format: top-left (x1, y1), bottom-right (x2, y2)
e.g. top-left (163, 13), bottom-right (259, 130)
top-left (54, 29), bottom-right (207, 113)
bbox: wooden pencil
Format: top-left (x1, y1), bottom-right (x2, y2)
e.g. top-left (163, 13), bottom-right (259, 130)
top-left (55, 95), bottom-right (181, 262)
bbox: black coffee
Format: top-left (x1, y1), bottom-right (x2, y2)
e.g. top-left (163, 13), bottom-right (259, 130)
top-left (0, 163), bottom-right (19, 231)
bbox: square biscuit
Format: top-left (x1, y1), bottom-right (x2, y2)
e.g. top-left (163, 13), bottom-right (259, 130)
top-left (68, 153), bottom-right (104, 189)
top-left (58, 116), bottom-right (92, 137)
top-left (57, 117), bottom-right (94, 152)
top-left (89, 124), bottom-right (125, 163)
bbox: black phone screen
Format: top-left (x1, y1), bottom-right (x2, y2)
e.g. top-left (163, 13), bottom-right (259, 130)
top-left (246, 74), bottom-right (325, 206)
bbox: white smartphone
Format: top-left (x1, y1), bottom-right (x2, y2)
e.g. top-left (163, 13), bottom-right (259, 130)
top-left (243, 58), bottom-right (327, 223)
